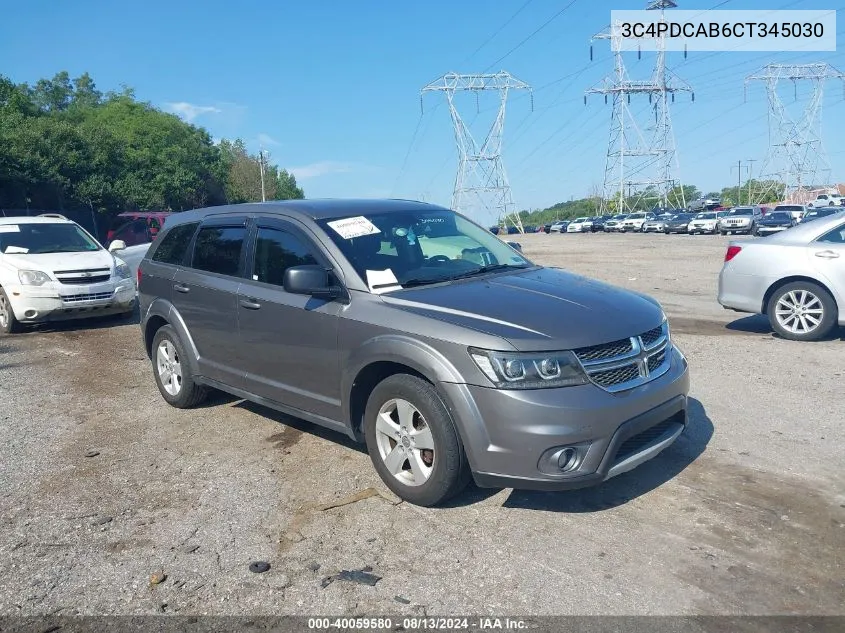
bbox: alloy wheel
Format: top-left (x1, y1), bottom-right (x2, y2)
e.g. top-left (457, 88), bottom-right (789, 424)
top-left (0, 294), bottom-right (8, 329)
top-left (156, 339), bottom-right (183, 396)
top-left (374, 398), bottom-right (435, 487)
top-left (775, 290), bottom-right (824, 335)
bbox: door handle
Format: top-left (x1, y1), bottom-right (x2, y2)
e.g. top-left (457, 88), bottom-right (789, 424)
top-left (239, 298), bottom-right (261, 310)
top-left (173, 283), bottom-right (190, 293)
top-left (814, 250), bottom-right (840, 259)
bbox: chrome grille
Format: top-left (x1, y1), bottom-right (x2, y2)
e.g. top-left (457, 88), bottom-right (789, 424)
top-left (54, 267), bottom-right (111, 285)
top-left (574, 322), bottom-right (671, 393)
top-left (641, 326), bottom-right (663, 347)
top-left (591, 364), bottom-right (640, 388)
top-left (573, 338), bottom-right (633, 362)
top-left (61, 291), bottom-right (113, 304)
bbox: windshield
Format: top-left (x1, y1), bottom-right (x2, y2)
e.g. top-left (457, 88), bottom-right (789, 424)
top-left (775, 206), bottom-right (802, 212)
top-left (574, 217), bottom-right (588, 223)
top-left (0, 222), bottom-right (101, 254)
top-left (627, 213), bottom-right (645, 219)
top-left (729, 208), bottom-right (754, 216)
top-left (671, 214), bottom-right (692, 221)
top-left (695, 213), bottom-right (716, 219)
top-left (317, 209), bottom-right (533, 290)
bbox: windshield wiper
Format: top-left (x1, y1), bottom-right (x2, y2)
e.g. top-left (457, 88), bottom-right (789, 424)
top-left (446, 263), bottom-right (530, 281)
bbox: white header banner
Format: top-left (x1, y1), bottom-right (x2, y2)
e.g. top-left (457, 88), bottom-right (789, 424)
top-left (608, 9), bottom-right (837, 52)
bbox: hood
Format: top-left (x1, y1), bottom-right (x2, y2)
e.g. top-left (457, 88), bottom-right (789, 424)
top-left (2, 249), bottom-right (115, 275)
top-left (381, 267), bottom-right (665, 351)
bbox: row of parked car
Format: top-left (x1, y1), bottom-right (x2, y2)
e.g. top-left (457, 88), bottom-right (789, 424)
top-left (540, 204), bottom-right (845, 237)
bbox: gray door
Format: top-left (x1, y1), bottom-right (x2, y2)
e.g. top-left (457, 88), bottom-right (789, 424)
top-left (237, 219), bottom-right (343, 421)
top-left (171, 219), bottom-right (248, 387)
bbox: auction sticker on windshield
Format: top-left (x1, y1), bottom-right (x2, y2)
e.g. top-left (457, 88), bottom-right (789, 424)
top-left (327, 216), bottom-right (380, 240)
top-left (0, 225), bottom-right (21, 233)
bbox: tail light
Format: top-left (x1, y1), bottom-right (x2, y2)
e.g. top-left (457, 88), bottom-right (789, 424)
top-left (725, 245), bottom-right (742, 262)
top-left (137, 267), bottom-right (142, 286)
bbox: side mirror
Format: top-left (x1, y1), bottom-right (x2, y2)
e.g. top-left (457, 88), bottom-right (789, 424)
top-left (283, 265), bottom-right (343, 300)
top-left (108, 240), bottom-right (127, 252)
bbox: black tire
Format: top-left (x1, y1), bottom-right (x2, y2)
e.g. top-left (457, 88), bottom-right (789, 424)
top-left (0, 287), bottom-right (22, 334)
top-left (767, 281), bottom-right (838, 342)
top-left (364, 374), bottom-right (470, 507)
top-left (150, 324), bottom-right (208, 408)
top-left (720, 230), bottom-right (727, 236)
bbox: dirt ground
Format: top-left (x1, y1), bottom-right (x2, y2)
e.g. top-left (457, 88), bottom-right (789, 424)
top-left (1, 231), bottom-right (843, 617)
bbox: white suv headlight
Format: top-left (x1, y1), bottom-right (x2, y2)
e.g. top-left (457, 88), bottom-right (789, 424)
top-left (115, 263), bottom-right (131, 279)
top-left (18, 270), bottom-right (52, 286)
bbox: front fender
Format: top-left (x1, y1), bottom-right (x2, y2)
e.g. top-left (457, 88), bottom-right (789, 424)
top-left (142, 298), bottom-right (201, 376)
top-left (341, 334), bottom-right (466, 428)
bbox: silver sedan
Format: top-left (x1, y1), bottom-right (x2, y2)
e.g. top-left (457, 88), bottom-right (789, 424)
top-left (718, 211), bottom-right (845, 341)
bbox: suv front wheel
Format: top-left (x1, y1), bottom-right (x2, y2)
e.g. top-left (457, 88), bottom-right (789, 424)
top-left (364, 374), bottom-right (470, 507)
top-left (151, 325), bottom-right (208, 408)
top-left (0, 287), bottom-right (22, 335)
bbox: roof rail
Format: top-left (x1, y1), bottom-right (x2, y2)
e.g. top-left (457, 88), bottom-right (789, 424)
top-left (37, 213), bottom-right (68, 219)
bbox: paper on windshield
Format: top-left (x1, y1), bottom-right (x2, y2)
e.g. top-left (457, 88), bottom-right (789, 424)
top-left (4, 245), bottom-right (28, 254)
top-left (0, 225), bottom-right (20, 233)
top-left (327, 216), bottom-right (380, 240)
top-left (366, 269), bottom-right (401, 294)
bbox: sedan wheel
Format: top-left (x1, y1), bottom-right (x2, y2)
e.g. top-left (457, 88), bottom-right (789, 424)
top-left (768, 282), bottom-right (837, 342)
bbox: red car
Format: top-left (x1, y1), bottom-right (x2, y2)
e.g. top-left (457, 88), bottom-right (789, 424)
top-left (106, 211), bottom-right (172, 247)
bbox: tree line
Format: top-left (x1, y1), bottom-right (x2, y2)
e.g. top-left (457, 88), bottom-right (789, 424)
top-left (518, 180), bottom-right (786, 226)
top-left (0, 71), bottom-right (303, 216)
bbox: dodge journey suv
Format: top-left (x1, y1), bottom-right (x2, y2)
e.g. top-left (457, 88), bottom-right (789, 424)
top-left (138, 200), bottom-right (690, 506)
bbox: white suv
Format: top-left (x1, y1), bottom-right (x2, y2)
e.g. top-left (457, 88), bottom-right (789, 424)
top-left (0, 216), bottom-right (137, 334)
top-left (808, 193), bottom-right (843, 208)
top-left (566, 217), bottom-right (592, 233)
top-left (620, 212), bottom-right (655, 232)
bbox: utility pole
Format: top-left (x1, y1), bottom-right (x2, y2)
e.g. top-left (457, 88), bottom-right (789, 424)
top-left (746, 158), bottom-right (757, 203)
top-left (731, 160), bottom-right (749, 205)
top-left (258, 148), bottom-right (267, 202)
top-left (586, 0), bottom-right (693, 215)
top-left (746, 63), bottom-right (845, 202)
top-left (421, 71), bottom-right (533, 233)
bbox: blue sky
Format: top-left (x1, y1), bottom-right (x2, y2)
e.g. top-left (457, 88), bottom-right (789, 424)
top-left (2, 0), bottom-right (843, 214)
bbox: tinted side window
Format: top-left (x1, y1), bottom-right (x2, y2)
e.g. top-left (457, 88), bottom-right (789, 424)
top-left (192, 226), bottom-right (246, 276)
top-left (151, 222), bottom-right (199, 265)
top-left (253, 227), bottom-right (318, 286)
top-left (818, 223), bottom-right (845, 244)
top-left (113, 219), bottom-right (150, 247)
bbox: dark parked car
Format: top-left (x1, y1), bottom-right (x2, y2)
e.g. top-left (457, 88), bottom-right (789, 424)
top-left (754, 211), bottom-right (796, 236)
top-left (662, 213), bottom-right (694, 234)
top-left (799, 207), bottom-right (844, 224)
top-left (590, 215), bottom-right (610, 232)
top-left (138, 199), bottom-right (690, 506)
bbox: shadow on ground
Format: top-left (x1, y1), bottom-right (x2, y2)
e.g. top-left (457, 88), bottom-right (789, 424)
top-left (23, 303), bottom-right (140, 334)
top-left (496, 397), bottom-right (713, 512)
top-left (727, 313), bottom-right (845, 341)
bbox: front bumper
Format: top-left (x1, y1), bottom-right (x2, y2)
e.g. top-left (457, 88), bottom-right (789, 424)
top-left (756, 226), bottom-right (789, 234)
top-left (6, 281), bottom-right (136, 323)
top-left (689, 224), bottom-right (717, 233)
top-left (439, 345), bottom-right (690, 491)
top-left (720, 222), bottom-right (752, 232)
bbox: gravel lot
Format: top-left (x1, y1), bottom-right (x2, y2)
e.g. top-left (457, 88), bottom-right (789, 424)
top-left (1, 231), bottom-right (843, 617)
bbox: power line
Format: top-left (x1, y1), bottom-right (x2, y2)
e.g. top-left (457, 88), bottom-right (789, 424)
top-left (481, 0), bottom-right (581, 73)
top-left (458, 0), bottom-right (536, 69)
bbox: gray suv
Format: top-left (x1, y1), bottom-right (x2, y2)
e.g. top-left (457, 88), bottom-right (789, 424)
top-left (138, 200), bottom-right (690, 506)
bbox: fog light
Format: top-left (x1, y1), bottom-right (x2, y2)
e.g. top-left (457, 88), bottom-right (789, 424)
top-left (558, 447), bottom-right (578, 472)
top-left (24, 310), bottom-right (37, 319)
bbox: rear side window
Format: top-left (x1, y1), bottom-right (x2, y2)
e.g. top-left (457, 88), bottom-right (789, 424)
top-left (151, 222), bottom-right (198, 265)
top-left (253, 227), bottom-right (318, 286)
top-left (192, 226), bottom-right (246, 276)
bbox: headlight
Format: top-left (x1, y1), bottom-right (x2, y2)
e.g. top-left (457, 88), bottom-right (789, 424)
top-left (115, 263), bottom-right (131, 279)
top-left (18, 270), bottom-right (52, 286)
top-left (469, 348), bottom-right (589, 389)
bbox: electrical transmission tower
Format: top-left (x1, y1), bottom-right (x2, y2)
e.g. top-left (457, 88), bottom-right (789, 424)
top-left (422, 71), bottom-right (532, 232)
top-left (745, 63), bottom-right (845, 203)
top-left (586, 0), bottom-right (693, 215)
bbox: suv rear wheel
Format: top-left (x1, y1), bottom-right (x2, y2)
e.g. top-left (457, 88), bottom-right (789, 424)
top-left (151, 325), bottom-right (208, 408)
top-left (0, 287), bottom-right (22, 335)
top-left (767, 281), bottom-right (837, 342)
top-left (364, 374), bottom-right (470, 507)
